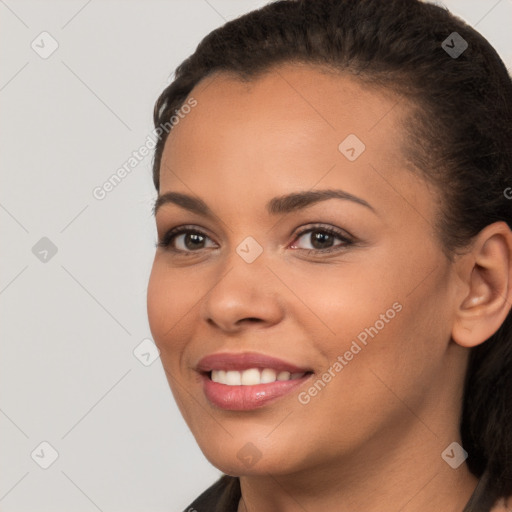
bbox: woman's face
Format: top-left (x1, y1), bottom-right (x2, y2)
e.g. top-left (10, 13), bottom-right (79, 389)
top-left (147, 64), bottom-right (466, 477)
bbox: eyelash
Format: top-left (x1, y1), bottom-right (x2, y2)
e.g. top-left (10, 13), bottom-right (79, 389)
top-left (156, 224), bottom-right (355, 257)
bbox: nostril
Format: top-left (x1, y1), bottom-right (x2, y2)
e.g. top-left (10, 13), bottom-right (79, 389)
top-left (237, 318), bottom-right (263, 325)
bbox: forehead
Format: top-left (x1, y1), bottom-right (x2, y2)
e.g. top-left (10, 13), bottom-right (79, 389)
top-left (162, 63), bottom-right (407, 169)
top-left (165, 63), bottom-right (406, 153)
top-left (159, 63), bottom-right (437, 228)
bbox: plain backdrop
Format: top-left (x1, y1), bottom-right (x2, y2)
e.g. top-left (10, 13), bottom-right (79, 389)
top-left (1, 1), bottom-right (511, 511)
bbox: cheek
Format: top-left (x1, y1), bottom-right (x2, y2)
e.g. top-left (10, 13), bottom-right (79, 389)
top-left (278, 254), bottom-right (400, 348)
top-left (146, 259), bottom-right (192, 355)
top-left (147, 262), bottom-right (170, 342)
top-left (147, 261), bottom-right (200, 416)
top-left (326, 270), bottom-right (453, 411)
top-left (288, 247), bottom-right (449, 390)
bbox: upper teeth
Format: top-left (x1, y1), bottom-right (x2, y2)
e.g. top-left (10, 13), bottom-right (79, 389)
top-left (211, 368), bottom-right (306, 386)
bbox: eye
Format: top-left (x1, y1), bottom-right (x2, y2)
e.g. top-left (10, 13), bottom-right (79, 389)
top-left (156, 225), bottom-right (216, 254)
top-left (156, 223), bottom-right (354, 256)
top-left (289, 224), bottom-right (354, 255)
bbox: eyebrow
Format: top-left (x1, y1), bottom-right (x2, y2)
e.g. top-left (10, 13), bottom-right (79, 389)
top-left (152, 189), bottom-right (376, 218)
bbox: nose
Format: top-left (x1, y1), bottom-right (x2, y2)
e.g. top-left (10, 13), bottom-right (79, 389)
top-left (199, 254), bottom-right (285, 333)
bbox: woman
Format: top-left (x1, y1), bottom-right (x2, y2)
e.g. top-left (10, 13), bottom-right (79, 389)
top-left (147, 0), bottom-right (512, 510)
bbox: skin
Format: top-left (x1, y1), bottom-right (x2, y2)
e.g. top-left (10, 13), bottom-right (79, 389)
top-left (146, 63), bottom-right (512, 512)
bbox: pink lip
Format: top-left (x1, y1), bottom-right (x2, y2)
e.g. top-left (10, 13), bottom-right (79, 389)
top-left (200, 373), bottom-right (313, 411)
top-left (195, 352), bottom-right (314, 411)
top-left (196, 351), bottom-right (312, 373)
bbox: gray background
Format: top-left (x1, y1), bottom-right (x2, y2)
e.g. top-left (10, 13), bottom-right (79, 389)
top-left (1, 1), bottom-right (511, 511)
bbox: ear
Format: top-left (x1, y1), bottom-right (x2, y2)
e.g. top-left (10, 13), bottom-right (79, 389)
top-left (452, 221), bottom-right (512, 348)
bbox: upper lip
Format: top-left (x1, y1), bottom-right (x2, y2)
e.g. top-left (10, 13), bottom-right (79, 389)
top-left (196, 352), bottom-right (313, 373)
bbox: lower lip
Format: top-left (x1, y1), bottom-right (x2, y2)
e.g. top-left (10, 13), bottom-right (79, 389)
top-left (201, 372), bottom-right (313, 411)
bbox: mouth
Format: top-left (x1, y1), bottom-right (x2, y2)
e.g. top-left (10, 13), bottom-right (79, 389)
top-left (196, 351), bottom-right (315, 410)
top-left (201, 368), bottom-right (313, 411)
top-left (206, 368), bottom-right (312, 386)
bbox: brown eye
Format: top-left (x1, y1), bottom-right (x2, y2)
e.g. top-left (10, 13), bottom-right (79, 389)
top-left (289, 225), bottom-right (354, 255)
top-left (157, 226), bottom-right (216, 254)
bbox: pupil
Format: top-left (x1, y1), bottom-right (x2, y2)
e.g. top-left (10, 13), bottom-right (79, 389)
top-left (312, 231), bottom-right (332, 249)
top-left (185, 233), bottom-right (204, 250)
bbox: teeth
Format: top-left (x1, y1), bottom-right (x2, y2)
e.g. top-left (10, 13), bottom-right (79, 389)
top-left (241, 368), bottom-right (260, 385)
top-left (211, 368), bottom-right (307, 386)
top-left (261, 368), bottom-right (277, 383)
top-left (225, 370), bottom-right (241, 385)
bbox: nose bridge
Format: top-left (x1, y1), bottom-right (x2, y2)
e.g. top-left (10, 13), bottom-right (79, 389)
top-left (199, 237), bottom-right (284, 330)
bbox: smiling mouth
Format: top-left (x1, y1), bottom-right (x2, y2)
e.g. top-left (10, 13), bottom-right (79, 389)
top-left (200, 369), bottom-right (315, 410)
top-left (206, 368), bottom-right (314, 386)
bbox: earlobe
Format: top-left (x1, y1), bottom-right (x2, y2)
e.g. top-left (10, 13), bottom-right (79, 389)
top-left (452, 222), bottom-right (512, 348)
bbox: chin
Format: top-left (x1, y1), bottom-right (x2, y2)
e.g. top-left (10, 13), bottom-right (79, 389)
top-left (198, 441), bottom-right (276, 475)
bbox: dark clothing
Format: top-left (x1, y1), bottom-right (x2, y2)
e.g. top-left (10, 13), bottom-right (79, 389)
top-left (183, 469), bottom-right (498, 512)
top-left (183, 474), bottom-right (240, 512)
